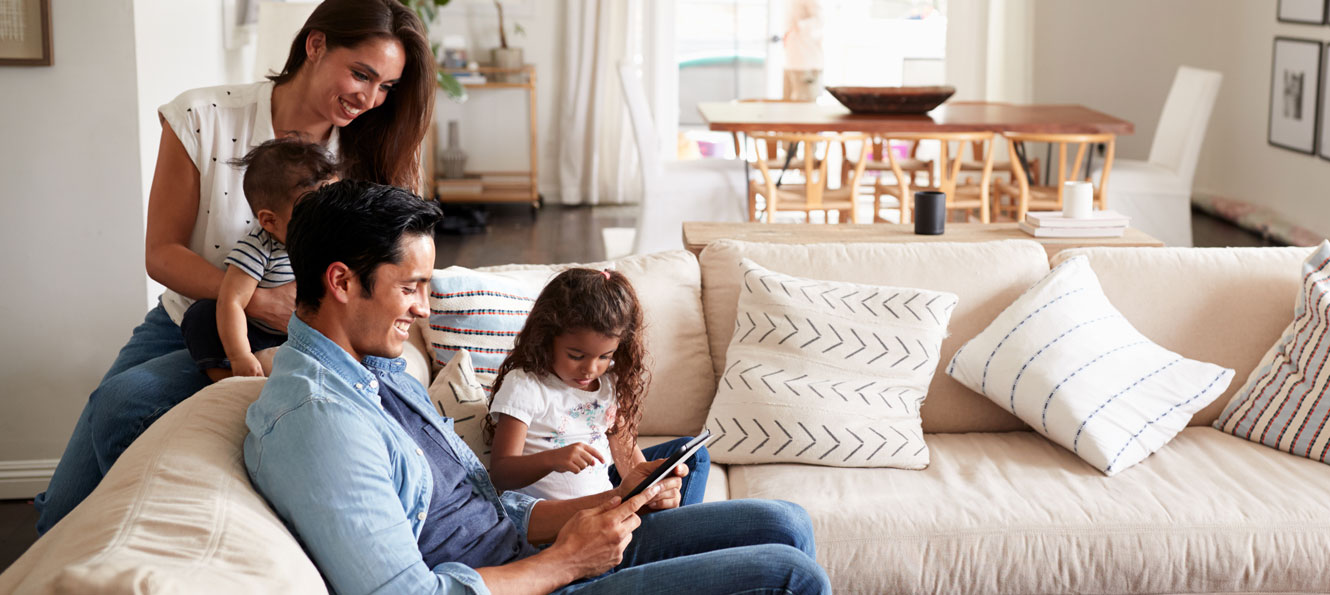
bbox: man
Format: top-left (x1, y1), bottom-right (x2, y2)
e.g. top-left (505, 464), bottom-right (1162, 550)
top-left (244, 180), bottom-right (831, 594)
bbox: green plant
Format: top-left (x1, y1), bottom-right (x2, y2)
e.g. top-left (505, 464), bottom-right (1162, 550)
top-left (400, 0), bottom-right (466, 101)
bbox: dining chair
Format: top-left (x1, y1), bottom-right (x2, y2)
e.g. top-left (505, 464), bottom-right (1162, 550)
top-left (994, 131), bottom-right (1117, 223)
top-left (1091, 66), bottom-right (1222, 246)
top-left (747, 131), bottom-right (870, 224)
top-left (862, 138), bottom-right (934, 222)
top-left (616, 63), bottom-right (746, 256)
top-left (878, 131), bottom-right (997, 224)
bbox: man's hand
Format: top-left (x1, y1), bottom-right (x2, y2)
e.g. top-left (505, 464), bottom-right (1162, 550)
top-left (542, 442), bottom-right (606, 474)
top-left (615, 459), bottom-right (687, 512)
top-left (547, 485), bottom-right (660, 579)
top-left (229, 352), bottom-right (265, 377)
top-left (245, 283), bottom-right (297, 332)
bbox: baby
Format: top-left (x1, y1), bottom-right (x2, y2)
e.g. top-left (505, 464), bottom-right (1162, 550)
top-left (179, 138), bottom-right (338, 382)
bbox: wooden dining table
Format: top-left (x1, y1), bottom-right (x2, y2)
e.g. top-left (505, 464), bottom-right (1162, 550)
top-left (696, 100), bottom-right (1135, 135)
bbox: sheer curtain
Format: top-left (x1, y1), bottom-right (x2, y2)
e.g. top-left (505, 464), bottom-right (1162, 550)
top-left (558, 0), bottom-right (646, 205)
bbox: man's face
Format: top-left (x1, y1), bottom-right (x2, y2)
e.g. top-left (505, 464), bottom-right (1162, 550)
top-left (344, 233), bottom-right (434, 360)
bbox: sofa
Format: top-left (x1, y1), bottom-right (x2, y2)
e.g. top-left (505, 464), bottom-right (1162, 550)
top-left (4, 239), bottom-right (1329, 594)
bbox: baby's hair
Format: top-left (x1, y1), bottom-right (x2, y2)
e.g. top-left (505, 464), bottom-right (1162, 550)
top-left (485, 268), bottom-right (649, 444)
top-left (231, 137), bottom-right (339, 215)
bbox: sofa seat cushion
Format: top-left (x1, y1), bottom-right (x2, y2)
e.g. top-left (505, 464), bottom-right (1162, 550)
top-left (0, 379), bottom-right (327, 595)
top-left (726, 428), bottom-right (1330, 594)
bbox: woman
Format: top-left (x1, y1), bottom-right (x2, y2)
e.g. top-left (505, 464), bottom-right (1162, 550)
top-left (35, 0), bottom-right (435, 534)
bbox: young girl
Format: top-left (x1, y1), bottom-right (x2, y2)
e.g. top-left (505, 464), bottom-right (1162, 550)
top-left (486, 268), bottom-right (709, 505)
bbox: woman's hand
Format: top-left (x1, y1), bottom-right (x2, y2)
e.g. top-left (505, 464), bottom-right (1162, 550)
top-left (245, 284), bottom-right (297, 333)
top-left (542, 443), bottom-right (607, 474)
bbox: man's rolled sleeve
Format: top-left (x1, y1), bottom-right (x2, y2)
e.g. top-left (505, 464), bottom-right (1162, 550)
top-left (499, 490), bottom-right (540, 539)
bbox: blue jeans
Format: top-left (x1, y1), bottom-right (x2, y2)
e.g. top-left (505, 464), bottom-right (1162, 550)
top-left (609, 436), bottom-right (710, 506)
top-left (34, 303), bottom-right (210, 534)
top-left (557, 499), bottom-right (830, 594)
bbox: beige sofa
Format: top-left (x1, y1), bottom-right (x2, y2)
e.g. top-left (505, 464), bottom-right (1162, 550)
top-left (4, 240), bottom-right (1329, 594)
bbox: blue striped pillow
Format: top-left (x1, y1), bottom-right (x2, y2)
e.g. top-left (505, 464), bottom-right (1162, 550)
top-left (946, 256), bottom-right (1234, 475)
top-left (426, 269), bottom-right (536, 392)
top-left (1214, 240), bottom-right (1330, 463)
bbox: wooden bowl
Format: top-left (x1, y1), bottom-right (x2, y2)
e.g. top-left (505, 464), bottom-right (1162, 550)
top-left (826, 85), bottom-right (957, 114)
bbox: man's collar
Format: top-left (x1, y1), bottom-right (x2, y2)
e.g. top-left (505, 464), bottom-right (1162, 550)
top-left (286, 313), bottom-right (407, 380)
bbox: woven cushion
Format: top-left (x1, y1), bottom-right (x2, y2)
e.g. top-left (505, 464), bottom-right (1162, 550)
top-left (1214, 240), bottom-right (1330, 463)
top-left (704, 259), bottom-right (957, 468)
top-left (425, 269), bottom-right (536, 391)
top-left (426, 349), bottom-right (492, 467)
top-left (947, 256), bottom-right (1234, 475)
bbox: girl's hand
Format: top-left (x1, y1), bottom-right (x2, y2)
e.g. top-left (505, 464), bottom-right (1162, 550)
top-left (614, 460), bottom-right (685, 512)
top-left (245, 284), bottom-right (297, 332)
top-left (230, 353), bottom-right (266, 377)
top-left (543, 443), bottom-right (606, 474)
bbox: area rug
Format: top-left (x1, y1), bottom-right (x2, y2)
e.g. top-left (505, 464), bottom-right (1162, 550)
top-left (1192, 194), bottom-right (1321, 246)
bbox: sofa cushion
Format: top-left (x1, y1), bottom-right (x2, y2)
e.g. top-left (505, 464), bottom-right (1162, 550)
top-left (700, 239), bottom-right (1050, 433)
top-left (946, 256), bottom-right (1234, 475)
top-left (427, 348), bottom-right (492, 468)
top-left (1051, 246), bottom-right (1313, 426)
top-left (0, 379), bottom-right (327, 595)
top-left (460, 250), bottom-right (716, 437)
top-left (726, 427), bottom-right (1330, 594)
top-left (1214, 241), bottom-right (1330, 463)
top-left (705, 259), bottom-right (956, 467)
top-left (424, 268), bottom-right (536, 389)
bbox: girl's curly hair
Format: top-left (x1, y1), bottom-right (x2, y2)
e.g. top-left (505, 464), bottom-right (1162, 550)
top-left (484, 268), bottom-right (649, 444)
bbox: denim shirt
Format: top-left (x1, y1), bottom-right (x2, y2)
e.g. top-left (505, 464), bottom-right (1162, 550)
top-left (244, 315), bottom-right (538, 595)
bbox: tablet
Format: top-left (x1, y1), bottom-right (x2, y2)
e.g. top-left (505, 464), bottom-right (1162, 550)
top-left (624, 430), bottom-right (714, 500)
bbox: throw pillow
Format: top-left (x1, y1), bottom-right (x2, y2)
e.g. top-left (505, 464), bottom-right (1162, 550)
top-left (946, 256), bottom-right (1235, 475)
top-left (1213, 240), bottom-right (1330, 464)
top-left (426, 268), bottom-right (537, 392)
top-left (704, 259), bottom-right (958, 468)
top-left (426, 349), bottom-right (492, 467)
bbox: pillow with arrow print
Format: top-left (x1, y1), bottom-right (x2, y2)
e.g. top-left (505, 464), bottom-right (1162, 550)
top-left (704, 258), bottom-right (958, 468)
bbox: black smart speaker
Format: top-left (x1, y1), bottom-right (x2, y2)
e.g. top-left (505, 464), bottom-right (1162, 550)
top-left (914, 191), bottom-right (946, 235)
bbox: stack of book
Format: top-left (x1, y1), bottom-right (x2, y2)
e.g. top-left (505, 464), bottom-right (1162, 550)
top-left (1018, 211), bottom-right (1130, 238)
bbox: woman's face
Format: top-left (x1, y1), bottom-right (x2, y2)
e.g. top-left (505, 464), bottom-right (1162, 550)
top-left (303, 31), bottom-right (406, 127)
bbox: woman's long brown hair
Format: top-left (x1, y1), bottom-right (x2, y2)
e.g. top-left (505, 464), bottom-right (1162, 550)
top-left (268, 0), bottom-right (435, 191)
top-left (485, 269), bottom-right (650, 444)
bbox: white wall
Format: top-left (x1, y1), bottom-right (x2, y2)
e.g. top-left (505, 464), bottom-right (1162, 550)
top-left (1032, 0), bottom-right (1330, 237)
top-left (0, 0), bottom-right (146, 493)
top-left (430, 0), bottom-right (565, 202)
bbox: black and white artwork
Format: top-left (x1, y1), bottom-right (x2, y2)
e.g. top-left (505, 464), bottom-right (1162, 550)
top-left (1279, 0), bottom-right (1328, 24)
top-left (1269, 38), bottom-right (1322, 155)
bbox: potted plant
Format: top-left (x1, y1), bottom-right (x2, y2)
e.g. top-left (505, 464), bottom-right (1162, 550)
top-left (491, 0), bottom-right (525, 82)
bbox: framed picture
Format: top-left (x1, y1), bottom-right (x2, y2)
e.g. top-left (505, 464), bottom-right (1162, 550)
top-left (1279, 0), bottom-right (1328, 24)
top-left (0, 0), bottom-right (51, 66)
top-left (1269, 37), bottom-right (1322, 155)
top-left (1320, 45), bottom-right (1330, 161)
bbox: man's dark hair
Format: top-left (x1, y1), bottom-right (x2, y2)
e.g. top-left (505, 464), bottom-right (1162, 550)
top-left (231, 138), bottom-right (339, 214)
top-left (286, 179), bottom-right (442, 312)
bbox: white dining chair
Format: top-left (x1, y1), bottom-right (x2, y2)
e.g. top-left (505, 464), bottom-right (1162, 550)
top-left (612, 62), bottom-right (746, 257)
top-left (1092, 66), bottom-right (1222, 247)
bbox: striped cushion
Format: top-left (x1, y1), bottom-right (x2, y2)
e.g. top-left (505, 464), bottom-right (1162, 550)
top-left (946, 256), bottom-right (1234, 475)
top-left (426, 268), bottom-right (536, 391)
top-left (1214, 240), bottom-right (1330, 463)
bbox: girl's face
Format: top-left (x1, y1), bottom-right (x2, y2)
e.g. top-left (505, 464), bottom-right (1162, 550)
top-left (303, 31), bottom-right (405, 127)
top-left (551, 329), bottom-right (620, 392)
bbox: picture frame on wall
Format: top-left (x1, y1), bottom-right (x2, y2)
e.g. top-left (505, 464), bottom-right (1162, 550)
top-left (1279, 0), bottom-right (1329, 24)
top-left (0, 0), bottom-right (52, 66)
top-left (1320, 44), bottom-right (1330, 161)
top-left (1269, 37), bottom-right (1322, 155)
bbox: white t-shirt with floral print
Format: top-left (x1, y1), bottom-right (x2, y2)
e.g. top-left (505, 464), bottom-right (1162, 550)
top-left (488, 369), bottom-right (617, 500)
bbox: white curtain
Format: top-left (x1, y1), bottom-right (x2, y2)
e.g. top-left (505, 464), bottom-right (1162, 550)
top-left (558, 0), bottom-right (645, 205)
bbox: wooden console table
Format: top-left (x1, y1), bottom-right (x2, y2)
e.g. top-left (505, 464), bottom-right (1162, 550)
top-left (682, 222), bottom-right (1164, 259)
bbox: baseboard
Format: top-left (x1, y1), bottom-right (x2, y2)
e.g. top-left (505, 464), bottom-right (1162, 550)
top-left (0, 459), bottom-right (57, 500)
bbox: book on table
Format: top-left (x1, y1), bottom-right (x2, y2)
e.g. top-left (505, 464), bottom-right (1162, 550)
top-left (1026, 210), bottom-right (1130, 228)
top-left (1018, 221), bottom-right (1126, 238)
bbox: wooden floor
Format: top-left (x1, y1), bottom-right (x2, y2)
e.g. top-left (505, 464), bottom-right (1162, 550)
top-left (0, 206), bottom-right (1280, 574)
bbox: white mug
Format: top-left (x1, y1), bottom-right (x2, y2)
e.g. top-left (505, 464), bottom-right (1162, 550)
top-left (1062, 181), bottom-right (1094, 219)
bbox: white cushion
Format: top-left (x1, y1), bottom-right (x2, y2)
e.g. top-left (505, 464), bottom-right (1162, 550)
top-left (705, 259), bottom-right (956, 467)
top-left (726, 428), bottom-right (1330, 594)
top-left (947, 256), bottom-right (1234, 475)
top-left (699, 239), bottom-right (1051, 433)
top-left (426, 349), bottom-right (492, 468)
top-left (1214, 240), bottom-right (1330, 463)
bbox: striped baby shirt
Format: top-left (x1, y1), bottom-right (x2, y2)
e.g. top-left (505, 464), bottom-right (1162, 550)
top-left (224, 225), bottom-right (293, 333)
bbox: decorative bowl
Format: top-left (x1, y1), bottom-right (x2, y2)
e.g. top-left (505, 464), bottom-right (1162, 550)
top-left (825, 85), bottom-right (957, 114)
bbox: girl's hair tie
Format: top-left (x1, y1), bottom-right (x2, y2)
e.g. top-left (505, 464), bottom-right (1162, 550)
top-left (601, 270), bottom-right (612, 280)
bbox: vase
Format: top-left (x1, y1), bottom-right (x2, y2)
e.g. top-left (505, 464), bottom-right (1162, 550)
top-left (439, 120), bottom-right (468, 179)
top-left (491, 47), bottom-right (523, 82)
